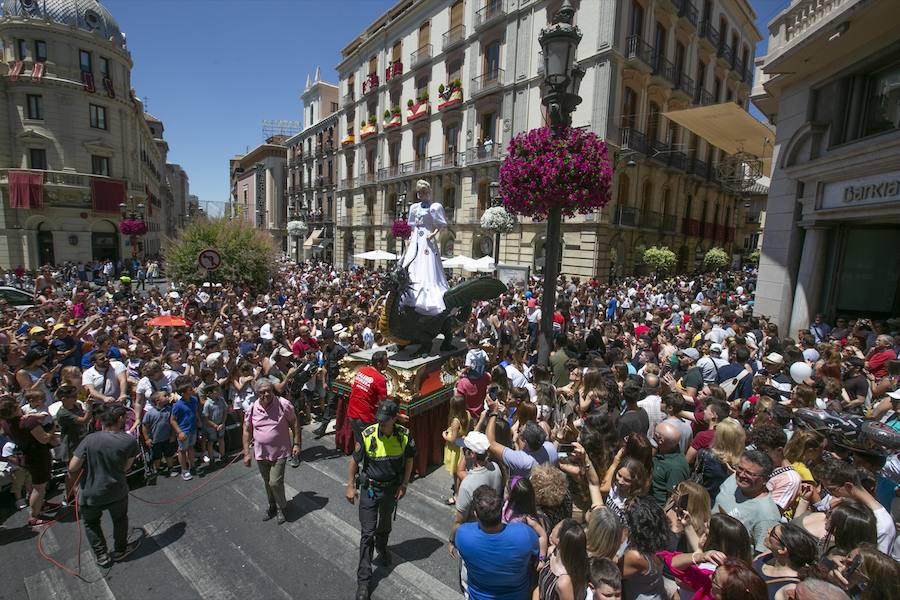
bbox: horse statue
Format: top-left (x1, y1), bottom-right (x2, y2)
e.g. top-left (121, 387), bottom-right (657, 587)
top-left (378, 264), bottom-right (505, 357)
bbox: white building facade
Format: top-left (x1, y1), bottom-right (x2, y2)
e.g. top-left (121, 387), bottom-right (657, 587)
top-left (752, 0), bottom-right (900, 333)
top-left (334, 0), bottom-right (761, 277)
top-left (0, 0), bottom-right (177, 268)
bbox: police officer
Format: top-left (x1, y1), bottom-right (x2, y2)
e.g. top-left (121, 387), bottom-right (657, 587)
top-left (345, 400), bottom-right (415, 600)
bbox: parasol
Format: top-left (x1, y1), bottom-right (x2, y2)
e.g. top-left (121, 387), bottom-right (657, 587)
top-left (147, 315), bottom-right (191, 327)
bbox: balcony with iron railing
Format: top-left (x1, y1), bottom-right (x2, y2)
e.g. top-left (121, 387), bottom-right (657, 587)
top-left (699, 20), bottom-right (719, 48)
top-left (694, 88), bottom-right (715, 106)
top-left (625, 35), bottom-right (655, 70)
top-left (620, 127), bottom-right (649, 155)
top-left (359, 172), bottom-right (376, 187)
top-left (641, 210), bottom-right (663, 229)
top-left (471, 69), bottom-right (504, 98)
top-left (677, 0), bottom-right (698, 28)
top-left (661, 213), bottom-right (678, 233)
top-left (385, 60), bottom-right (403, 83)
top-left (673, 71), bottom-right (695, 99)
top-left (651, 52), bottom-right (677, 87)
top-left (0, 168), bottom-right (105, 209)
top-left (682, 218), bottom-right (701, 236)
top-left (613, 206), bottom-right (640, 227)
top-left (342, 92), bottom-right (356, 109)
top-left (361, 73), bottom-right (380, 95)
top-left (717, 43), bottom-right (734, 66)
top-left (464, 143), bottom-right (501, 166)
top-left (442, 24), bottom-right (466, 51)
top-left (339, 176), bottom-right (354, 190)
top-left (410, 44), bottom-right (433, 69)
top-left (314, 145), bottom-right (323, 158)
top-left (474, 0), bottom-right (506, 31)
top-left (688, 157), bottom-right (710, 179)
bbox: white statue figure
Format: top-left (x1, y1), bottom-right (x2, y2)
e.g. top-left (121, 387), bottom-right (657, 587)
top-left (400, 179), bottom-right (449, 316)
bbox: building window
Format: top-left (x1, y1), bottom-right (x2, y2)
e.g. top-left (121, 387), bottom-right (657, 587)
top-left (622, 87), bottom-right (638, 129)
top-left (92, 155), bottom-right (110, 176)
top-left (29, 148), bottom-right (47, 170)
top-left (480, 111), bottom-right (496, 142)
top-left (26, 94), bottom-right (43, 120)
top-left (79, 49), bottom-right (92, 72)
top-left (34, 40), bottom-right (46, 62)
top-left (630, 0), bottom-right (644, 37)
top-left (89, 104), bottom-right (107, 129)
top-left (99, 56), bottom-right (110, 77)
top-left (484, 41), bottom-right (501, 77)
top-left (330, 102), bottom-right (338, 113)
top-left (16, 39), bottom-right (27, 60)
top-left (861, 62), bottom-right (900, 138)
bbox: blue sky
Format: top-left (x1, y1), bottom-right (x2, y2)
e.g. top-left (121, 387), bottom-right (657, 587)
top-left (107, 0), bottom-right (788, 214)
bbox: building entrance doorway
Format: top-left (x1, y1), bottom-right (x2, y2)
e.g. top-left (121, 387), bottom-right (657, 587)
top-left (36, 225), bottom-right (54, 266)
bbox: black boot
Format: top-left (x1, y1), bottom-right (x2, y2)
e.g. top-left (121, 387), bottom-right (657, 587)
top-left (355, 583), bottom-right (369, 600)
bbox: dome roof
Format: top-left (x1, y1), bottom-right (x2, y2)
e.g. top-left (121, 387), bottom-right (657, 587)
top-left (2, 0), bottom-right (125, 48)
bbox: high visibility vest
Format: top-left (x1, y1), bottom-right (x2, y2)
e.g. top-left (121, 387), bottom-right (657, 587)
top-left (361, 423), bottom-right (409, 483)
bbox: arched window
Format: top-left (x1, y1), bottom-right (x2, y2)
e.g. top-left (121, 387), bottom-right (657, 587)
top-left (622, 87), bottom-right (638, 131)
top-left (647, 102), bottom-right (661, 142)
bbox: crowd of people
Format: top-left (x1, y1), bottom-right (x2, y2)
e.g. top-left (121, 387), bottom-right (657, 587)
top-left (0, 258), bottom-right (899, 600)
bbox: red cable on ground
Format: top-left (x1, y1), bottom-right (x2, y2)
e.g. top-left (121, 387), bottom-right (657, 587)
top-left (128, 451), bottom-right (244, 505)
top-left (36, 470), bottom-right (86, 580)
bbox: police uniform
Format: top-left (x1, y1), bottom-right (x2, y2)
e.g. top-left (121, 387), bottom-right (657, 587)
top-left (352, 419), bottom-right (416, 594)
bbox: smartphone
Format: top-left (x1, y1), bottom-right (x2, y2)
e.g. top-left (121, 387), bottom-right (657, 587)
top-left (844, 553), bottom-right (863, 579)
top-left (488, 387), bottom-right (499, 400)
top-left (558, 443), bottom-right (575, 456)
top-left (678, 494), bottom-right (690, 511)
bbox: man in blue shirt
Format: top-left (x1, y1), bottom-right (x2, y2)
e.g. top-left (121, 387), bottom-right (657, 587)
top-left (169, 375), bottom-right (201, 481)
top-left (455, 485), bottom-right (540, 600)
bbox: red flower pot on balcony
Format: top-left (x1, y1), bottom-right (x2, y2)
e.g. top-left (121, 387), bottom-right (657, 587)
top-left (383, 113), bottom-right (402, 130)
top-left (341, 133), bottom-right (355, 147)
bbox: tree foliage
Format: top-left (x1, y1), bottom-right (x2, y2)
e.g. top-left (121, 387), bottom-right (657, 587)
top-left (643, 245), bottom-right (677, 273)
top-left (747, 249), bottom-right (760, 264)
top-left (703, 246), bottom-right (730, 271)
top-left (164, 218), bottom-right (277, 291)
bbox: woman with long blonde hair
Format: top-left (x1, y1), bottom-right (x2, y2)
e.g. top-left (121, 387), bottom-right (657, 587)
top-left (694, 417), bottom-right (745, 499)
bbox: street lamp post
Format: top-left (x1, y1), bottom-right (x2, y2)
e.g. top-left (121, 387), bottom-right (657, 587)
top-left (396, 181), bottom-right (409, 255)
top-left (489, 182), bottom-right (502, 272)
top-left (119, 196), bottom-right (146, 261)
top-left (536, 0), bottom-right (583, 366)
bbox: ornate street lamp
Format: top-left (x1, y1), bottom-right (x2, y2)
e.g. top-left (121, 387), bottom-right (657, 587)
top-left (536, 0), bottom-right (583, 366)
top-left (489, 181), bottom-right (502, 270)
top-left (119, 196), bottom-right (146, 261)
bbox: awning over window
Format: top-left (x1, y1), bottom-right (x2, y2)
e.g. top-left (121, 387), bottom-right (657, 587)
top-left (662, 103), bottom-right (775, 176)
top-left (303, 228), bottom-right (323, 248)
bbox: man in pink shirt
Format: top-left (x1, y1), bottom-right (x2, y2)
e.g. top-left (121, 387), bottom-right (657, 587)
top-left (242, 380), bottom-right (301, 524)
top-left (455, 371), bottom-right (491, 419)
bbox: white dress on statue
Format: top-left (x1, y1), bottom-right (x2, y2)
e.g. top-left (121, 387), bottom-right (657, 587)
top-left (401, 201), bottom-right (449, 316)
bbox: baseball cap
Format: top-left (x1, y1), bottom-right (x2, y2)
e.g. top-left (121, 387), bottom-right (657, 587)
top-left (29, 326), bottom-right (46, 335)
top-left (678, 347), bottom-right (700, 361)
top-left (887, 389), bottom-right (900, 400)
top-left (52, 323), bottom-right (66, 332)
top-left (276, 347), bottom-right (293, 358)
top-left (527, 298), bottom-right (536, 308)
top-left (375, 400), bottom-right (400, 422)
top-left (460, 431), bottom-right (490, 454)
top-left (764, 352), bottom-right (784, 365)
top-left (709, 343), bottom-right (723, 354)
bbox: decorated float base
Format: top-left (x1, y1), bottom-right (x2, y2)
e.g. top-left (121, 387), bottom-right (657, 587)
top-left (331, 337), bottom-right (465, 475)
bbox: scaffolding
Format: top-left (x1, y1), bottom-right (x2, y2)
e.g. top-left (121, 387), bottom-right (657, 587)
top-left (261, 119), bottom-right (301, 141)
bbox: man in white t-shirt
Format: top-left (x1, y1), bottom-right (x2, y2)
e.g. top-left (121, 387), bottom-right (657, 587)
top-left (82, 353), bottom-right (126, 403)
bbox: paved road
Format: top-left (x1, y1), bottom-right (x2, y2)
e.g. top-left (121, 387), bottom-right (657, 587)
top-left (0, 422), bottom-right (462, 600)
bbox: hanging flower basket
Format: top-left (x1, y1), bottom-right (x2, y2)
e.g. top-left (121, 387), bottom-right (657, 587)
top-left (498, 126), bottom-right (612, 221)
top-left (287, 220), bottom-right (308, 237)
top-left (383, 108), bottom-right (402, 129)
top-left (341, 132), bottom-right (355, 146)
top-left (480, 206), bottom-right (517, 234)
top-left (391, 219), bottom-right (412, 240)
top-left (119, 219), bottom-right (147, 236)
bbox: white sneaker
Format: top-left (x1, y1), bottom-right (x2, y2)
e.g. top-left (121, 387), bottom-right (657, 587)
top-left (181, 471), bottom-right (193, 481)
top-left (212, 451), bottom-right (221, 460)
top-left (202, 455), bottom-right (211, 464)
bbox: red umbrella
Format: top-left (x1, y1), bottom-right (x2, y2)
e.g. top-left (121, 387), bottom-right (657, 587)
top-left (147, 315), bottom-right (191, 327)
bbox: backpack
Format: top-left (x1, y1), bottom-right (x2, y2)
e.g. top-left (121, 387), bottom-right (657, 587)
top-left (719, 365), bottom-right (751, 401)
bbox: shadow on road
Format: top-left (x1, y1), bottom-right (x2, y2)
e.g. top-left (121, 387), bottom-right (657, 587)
top-left (285, 490), bottom-right (329, 523)
top-left (128, 520), bottom-right (186, 561)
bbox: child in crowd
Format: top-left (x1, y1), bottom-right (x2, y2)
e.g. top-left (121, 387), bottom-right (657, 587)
top-left (142, 391), bottom-right (177, 480)
top-left (22, 389), bottom-right (54, 429)
top-left (170, 375), bottom-right (201, 481)
top-left (201, 383), bottom-right (228, 464)
top-left (1, 440), bottom-right (31, 510)
top-left (463, 335), bottom-right (488, 380)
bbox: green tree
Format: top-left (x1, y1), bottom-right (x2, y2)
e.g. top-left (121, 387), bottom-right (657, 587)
top-left (747, 249), bottom-right (760, 264)
top-left (642, 245), bottom-right (677, 275)
top-left (164, 218), bottom-right (278, 291)
top-left (703, 246), bottom-right (730, 271)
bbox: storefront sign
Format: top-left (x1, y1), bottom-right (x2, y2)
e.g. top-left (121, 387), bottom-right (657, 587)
top-left (820, 171), bottom-right (900, 210)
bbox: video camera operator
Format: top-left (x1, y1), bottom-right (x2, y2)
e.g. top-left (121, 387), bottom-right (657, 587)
top-left (67, 403), bottom-right (141, 568)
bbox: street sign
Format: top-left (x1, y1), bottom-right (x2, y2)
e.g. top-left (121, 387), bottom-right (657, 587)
top-left (198, 248), bottom-right (222, 271)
